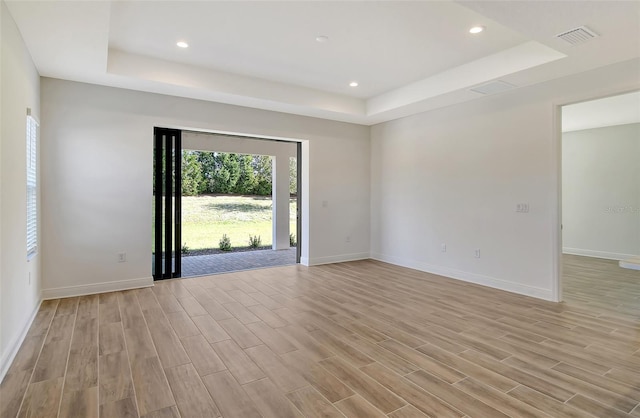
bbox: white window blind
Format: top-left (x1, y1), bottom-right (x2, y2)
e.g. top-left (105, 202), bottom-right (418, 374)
top-left (26, 111), bottom-right (38, 258)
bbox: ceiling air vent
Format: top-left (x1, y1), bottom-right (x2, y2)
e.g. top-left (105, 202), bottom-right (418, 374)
top-left (470, 80), bottom-right (516, 95)
top-left (556, 26), bottom-right (599, 45)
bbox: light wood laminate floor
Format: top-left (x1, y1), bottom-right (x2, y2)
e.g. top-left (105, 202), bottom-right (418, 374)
top-left (2, 256), bottom-right (639, 417)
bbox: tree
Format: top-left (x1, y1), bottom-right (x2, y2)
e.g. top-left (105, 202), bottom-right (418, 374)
top-left (203, 152), bottom-right (240, 193)
top-left (209, 157), bottom-right (230, 193)
top-left (177, 151), bottom-right (275, 196)
top-left (196, 151), bottom-right (217, 193)
top-left (224, 153), bottom-right (241, 191)
top-left (181, 151), bottom-right (203, 196)
top-left (236, 154), bottom-right (257, 194)
top-left (252, 155), bottom-right (272, 195)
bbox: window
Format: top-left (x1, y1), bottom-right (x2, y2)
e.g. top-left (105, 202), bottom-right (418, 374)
top-left (26, 111), bottom-right (38, 258)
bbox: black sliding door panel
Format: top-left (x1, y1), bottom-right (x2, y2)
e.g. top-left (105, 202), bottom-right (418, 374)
top-left (174, 133), bottom-right (182, 277)
top-left (153, 132), bottom-right (163, 278)
top-left (296, 142), bottom-right (302, 264)
top-left (153, 127), bottom-right (182, 280)
top-left (164, 131), bottom-right (173, 278)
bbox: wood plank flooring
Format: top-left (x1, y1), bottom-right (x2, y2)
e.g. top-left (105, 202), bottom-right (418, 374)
top-left (2, 255), bottom-right (639, 417)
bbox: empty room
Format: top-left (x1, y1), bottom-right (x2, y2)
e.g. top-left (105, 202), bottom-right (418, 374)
top-left (1, 1), bottom-right (639, 418)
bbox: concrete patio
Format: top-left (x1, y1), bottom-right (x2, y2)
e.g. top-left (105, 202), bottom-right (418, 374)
top-left (180, 247), bottom-right (297, 277)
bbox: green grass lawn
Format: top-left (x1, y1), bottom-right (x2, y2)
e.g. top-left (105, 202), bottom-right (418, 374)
top-left (156, 195), bottom-right (297, 251)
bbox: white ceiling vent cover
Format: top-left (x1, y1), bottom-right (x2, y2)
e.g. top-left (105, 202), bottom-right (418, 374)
top-left (470, 80), bottom-right (516, 95)
top-left (556, 26), bottom-right (599, 45)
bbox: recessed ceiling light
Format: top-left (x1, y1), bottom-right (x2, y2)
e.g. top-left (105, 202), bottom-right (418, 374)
top-left (176, 41), bottom-right (189, 48)
top-left (349, 81), bottom-right (359, 87)
top-left (316, 35), bottom-right (329, 43)
top-left (469, 26), bottom-right (485, 34)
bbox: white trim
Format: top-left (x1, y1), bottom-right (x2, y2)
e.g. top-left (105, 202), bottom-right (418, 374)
top-left (619, 258), bottom-right (640, 270)
top-left (0, 300), bottom-right (42, 383)
top-left (303, 252), bottom-right (370, 266)
top-left (552, 103), bottom-right (563, 303)
top-left (41, 277), bottom-right (153, 300)
top-left (371, 252), bottom-right (554, 301)
top-left (563, 248), bottom-right (639, 261)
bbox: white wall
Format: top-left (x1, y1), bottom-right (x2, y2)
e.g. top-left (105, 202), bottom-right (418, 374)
top-left (371, 58), bottom-right (640, 301)
top-left (183, 132), bottom-right (297, 158)
top-left (40, 78), bottom-right (370, 297)
top-left (562, 123), bottom-right (640, 260)
top-left (0, 1), bottom-right (42, 380)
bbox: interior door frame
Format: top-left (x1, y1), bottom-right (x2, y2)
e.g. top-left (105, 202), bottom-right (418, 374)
top-left (154, 127), bottom-right (182, 280)
top-left (552, 87), bottom-right (640, 302)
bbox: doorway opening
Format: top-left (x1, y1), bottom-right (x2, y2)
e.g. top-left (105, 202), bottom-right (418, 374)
top-left (153, 128), bottom-right (301, 279)
top-left (558, 91), bottom-right (640, 305)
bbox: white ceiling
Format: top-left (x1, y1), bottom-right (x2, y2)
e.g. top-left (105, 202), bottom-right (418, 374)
top-left (108, 1), bottom-right (528, 99)
top-left (562, 90), bottom-right (640, 132)
top-left (6, 1), bottom-right (640, 125)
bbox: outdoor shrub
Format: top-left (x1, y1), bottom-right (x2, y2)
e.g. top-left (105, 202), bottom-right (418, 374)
top-left (219, 234), bottom-right (232, 251)
top-left (290, 233), bottom-right (297, 247)
top-left (181, 242), bottom-right (190, 255)
top-left (249, 235), bottom-right (262, 248)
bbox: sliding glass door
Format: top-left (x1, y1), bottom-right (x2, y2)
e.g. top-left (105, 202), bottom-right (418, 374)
top-left (153, 127), bottom-right (182, 279)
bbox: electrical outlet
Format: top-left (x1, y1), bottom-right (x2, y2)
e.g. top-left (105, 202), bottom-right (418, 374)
top-left (516, 203), bottom-right (530, 213)
top-left (118, 252), bottom-right (126, 263)
top-left (475, 249), bottom-right (481, 258)
top-left (441, 243), bottom-right (447, 252)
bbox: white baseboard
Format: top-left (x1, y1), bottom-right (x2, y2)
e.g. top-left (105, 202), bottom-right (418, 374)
top-left (563, 248), bottom-right (638, 261)
top-left (620, 257), bottom-right (640, 271)
top-left (371, 252), bottom-right (554, 301)
top-left (0, 300), bottom-right (42, 383)
top-left (303, 252), bottom-right (370, 266)
top-left (41, 277), bottom-right (154, 300)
